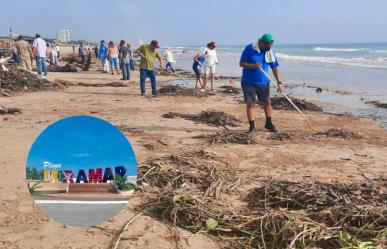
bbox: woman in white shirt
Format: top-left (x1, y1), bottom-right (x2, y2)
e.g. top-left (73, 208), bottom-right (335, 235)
top-left (202, 41), bottom-right (218, 94)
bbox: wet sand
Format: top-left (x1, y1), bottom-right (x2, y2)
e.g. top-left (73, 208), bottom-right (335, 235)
top-left (0, 49), bottom-right (386, 248)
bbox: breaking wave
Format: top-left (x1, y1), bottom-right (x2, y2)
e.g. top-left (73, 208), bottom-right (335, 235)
top-left (276, 53), bottom-right (387, 69)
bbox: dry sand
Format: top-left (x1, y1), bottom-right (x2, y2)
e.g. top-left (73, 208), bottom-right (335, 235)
top-left (0, 49), bottom-right (386, 248)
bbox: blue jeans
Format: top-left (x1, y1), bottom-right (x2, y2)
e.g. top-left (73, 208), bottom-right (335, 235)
top-left (121, 63), bottom-right (130, 80)
top-left (129, 59), bottom-right (135, 71)
top-left (140, 68), bottom-right (157, 94)
top-left (166, 62), bottom-right (175, 72)
top-left (35, 57), bottom-right (47, 75)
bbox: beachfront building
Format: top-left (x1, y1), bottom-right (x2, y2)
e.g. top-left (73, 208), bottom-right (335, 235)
top-left (57, 29), bottom-right (71, 43)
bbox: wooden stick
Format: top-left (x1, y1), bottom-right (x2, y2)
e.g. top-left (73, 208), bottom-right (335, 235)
top-left (112, 212), bottom-right (142, 249)
top-left (260, 69), bottom-right (314, 130)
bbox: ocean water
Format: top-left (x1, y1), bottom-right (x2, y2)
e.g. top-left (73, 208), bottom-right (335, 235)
top-left (165, 43), bottom-right (387, 128)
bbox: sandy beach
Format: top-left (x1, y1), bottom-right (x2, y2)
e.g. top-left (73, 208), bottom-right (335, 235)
top-left (0, 47), bottom-right (386, 248)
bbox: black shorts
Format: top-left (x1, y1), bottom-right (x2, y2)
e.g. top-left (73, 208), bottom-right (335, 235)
top-left (241, 82), bottom-right (270, 104)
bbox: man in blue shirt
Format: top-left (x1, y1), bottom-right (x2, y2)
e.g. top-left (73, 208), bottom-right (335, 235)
top-left (240, 33), bottom-right (284, 133)
top-left (98, 40), bottom-right (108, 72)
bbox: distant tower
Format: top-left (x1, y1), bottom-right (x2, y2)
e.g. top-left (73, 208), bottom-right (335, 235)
top-left (57, 29), bottom-right (71, 43)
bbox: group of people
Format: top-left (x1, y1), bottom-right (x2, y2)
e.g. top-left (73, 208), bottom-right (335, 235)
top-left (192, 41), bottom-right (218, 94)
top-left (133, 35), bottom-right (283, 133)
top-left (101, 34), bottom-right (282, 133)
top-left (13, 34), bottom-right (60, 76)
top-left (12, 32), bottom-right (283, 133)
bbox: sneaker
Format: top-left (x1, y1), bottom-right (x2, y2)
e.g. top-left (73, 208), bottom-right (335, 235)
top-left (247, 127), bottom-right (257, 134)
top-left (152, 92), bottom-right (158, 96)
top-left (264, 122), bottom-right (278, 132)
top-left (141, 92), bottom-right (145, 96)
top-left (200, 88), bottom-right (206, 93)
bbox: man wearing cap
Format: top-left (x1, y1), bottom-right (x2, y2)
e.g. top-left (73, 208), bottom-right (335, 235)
top-left (135, 40), bottom-right (163, 96)
top-left (202, 41), bottom-right (218, 94)
top-left (239, 33), bottom-right (284, 133)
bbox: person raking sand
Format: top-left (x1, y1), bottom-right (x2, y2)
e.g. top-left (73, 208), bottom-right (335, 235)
top-left (240, 33), bottom-right (284, 133)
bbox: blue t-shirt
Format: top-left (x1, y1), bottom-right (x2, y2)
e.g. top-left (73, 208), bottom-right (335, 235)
top-left (240, 43), bottom-right (279, 85)
top-left (193, 56), bottom-right (205, 67)
top-left (99, 45), bottom-right (108, 59)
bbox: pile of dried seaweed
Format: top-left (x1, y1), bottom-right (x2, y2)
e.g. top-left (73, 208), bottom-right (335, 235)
top-left (158, 85), bottom-right (204, 96)
top-left (60, 54), bottom-right (82, 64)
top-left (0, 65), bottom-right (61, 96)
top-left (47, 63), bottom-right (77, 72)
top-left (267, 132), bottom-right (293, 141)
top-left (219, 85), bottom-right (241, 94)
top-left (194, 130), bottom-right (256, 145)
top-left (271, 96), bottom-right (322, 111)
top-left (366, 100), bottom-right (387, 109)
top-left (0, 107), bottom-right (22, 115)
top-left (162, 111), bottom-right (240, 127)
top-left (315, 128), bottom-right (361, 139)
top-left (138, 155), bottom-right (386, 249)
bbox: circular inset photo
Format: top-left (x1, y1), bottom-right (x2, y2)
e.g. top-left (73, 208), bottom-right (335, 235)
top-left (26, 116), bottom-right (137, 227)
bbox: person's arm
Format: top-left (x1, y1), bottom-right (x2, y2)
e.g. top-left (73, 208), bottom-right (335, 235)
top-left (239, 61), bottom-right (261, 69)
top-left (271, 67), bottom-right (284, 93)
top-left (32, 41), bottom-right (37, 57)
top-left (239, 47), bottom-right (260, 69)
top-left (193, 54), bottom-right (200, 63)
top-left (156, 52), bottom-right (163, 68)
top-left (28, 44), bottom-right (33, 59)
top-left (118, 47), bottom-right (123, 59)
top-left (135, 46), bottom-right (145, 58)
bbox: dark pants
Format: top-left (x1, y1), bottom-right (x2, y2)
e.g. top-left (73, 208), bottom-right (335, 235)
top-left (193, 63), bottom-right (201, 80)
top-left (166, 62), bottom-right (175, 72)
top-left (140, 68), bottom-right (157, 94)
top-left (121, 63), bottom-right (130, 80)
top-left (129, 59), bottom-right (135, 71)
top-left (81, 55), bottom-right (88, 67)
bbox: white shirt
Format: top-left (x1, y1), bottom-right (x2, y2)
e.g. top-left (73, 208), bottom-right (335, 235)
top-left (55, 45), bottom-right (60, 52)
top-left (33, 38), bottom-right (47, 58)
top-left (204, 48), bottom-right (218, 67)
top-left (164, 50), bottom-right (175, 63)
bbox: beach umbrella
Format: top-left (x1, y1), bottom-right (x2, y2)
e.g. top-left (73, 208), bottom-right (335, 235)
top-left (260, 68), bottom-right (314, 130)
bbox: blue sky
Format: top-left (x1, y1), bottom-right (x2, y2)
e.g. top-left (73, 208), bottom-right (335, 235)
top-left (1, 0), bottom-right (386, 45)
top-left (26, 116), bottom-right (137, 176)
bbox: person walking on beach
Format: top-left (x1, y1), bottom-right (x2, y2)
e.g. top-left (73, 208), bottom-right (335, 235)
top-left (99, 40), bottom-right (108, 72)
top-left (94, 45), bottom-right (99, 58)
top-left (107, 41), bottom-right (120, 75)
top-left (32, 34), bottom-right (48, 76)
top-left (202, 41), bottom-right (218, 94)
top-left (164, 48), bottom-right (176, 73)
top-left (47, 43), bottom-right (58, 65)
top-left (78, 43), bottom-right (88, 68)
top-left (135, 40), bottom-right (163, 96)
top-left (127, 43), bottom-right (135, 71)
top-left (119, 40), bottom-right (131, 80)
top-left (239, 33), bottom-right (284, 133)
top-left (15, 35), bottom-right (33, 70)
top-left (192, 53), bottom-right (205, 91)
top-left (54, 44), bottom-right (61, 59)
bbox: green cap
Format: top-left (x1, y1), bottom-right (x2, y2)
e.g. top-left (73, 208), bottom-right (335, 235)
top-left (260, 33), bottom-right (274, 43)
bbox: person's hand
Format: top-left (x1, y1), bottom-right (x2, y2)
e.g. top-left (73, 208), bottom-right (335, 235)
top-left (255, 63), bottom-right (261, 69)
top-left (277, 82), bottom-right (284, 93)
